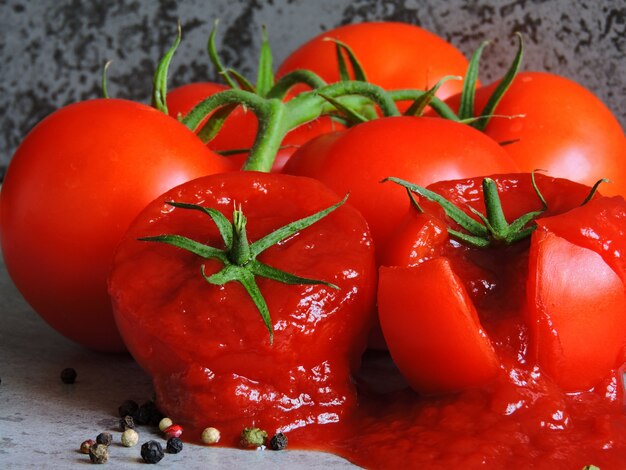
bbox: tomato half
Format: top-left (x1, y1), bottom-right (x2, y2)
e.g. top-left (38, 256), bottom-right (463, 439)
top-left (108, 171), bottom-right (377, 441)
top-left (0, 98), bottom-right (233, 352)
top-left (284, 116), bottom-right (518, 256)
top-left (277, 22), bottom-right (470, 100)
top-left (446, 72), bottom-right (626, 196)
top-left (379, 173), bottom-right (626, 393)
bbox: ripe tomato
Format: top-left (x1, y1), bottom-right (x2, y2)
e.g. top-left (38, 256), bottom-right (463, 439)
top-left (283, 116), bottom-right (518, 257)
top-left (108, 171), bottom-right (377, 440)
top-left (446, 72), bottom-right (626, 196)
top-left (277, 22), bottom-right (470, 100)
top-left (167, 83), bottom-right (343, 171)
top-left (379, 173), bottom-right (626, 393)
top-left (0, 98), bottom-right (233, 352)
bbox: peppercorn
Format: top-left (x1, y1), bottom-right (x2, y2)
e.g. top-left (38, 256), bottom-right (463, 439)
top-left (200, 427), bottom-right (221, 445)
top-left (166, 437), bottom-right (183, 454)
top-left (88, 443), bottom-right (109, 464)
top-left (158, 417), bottom-right (173, 432)
top-left (269, 432), bottom-right (288, 451)
top-left (240, 427), bottom-right (268, 448)
top-left (119, 415), bottom-right (135, 431)
top-left (136, 401), bottom-right (163, 426)
top-left (121, 429), bottom-right (139, 447)
top-left (141, 440), bottom-right (165, 464)
top-left (118, 399), bottom-right (139, 418)
top-left (60, 367), bottom-right (77, 384)
top-left (163, 424), bottom-right (183, 439)
top-left (80, 439), bottom-right (96, 454)
top-left (96, 432), bottom-right (113, 446)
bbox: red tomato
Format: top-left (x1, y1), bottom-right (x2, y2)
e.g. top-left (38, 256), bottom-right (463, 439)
top-left (277, 22), bottom-right (470, 100)
top-left (283, 116), bottom-right (518, 257)
top-left (0, 98), bottom-right (233, 352)
top-left (446, 72), bottom-right (626, 196)
top-left (108, 171), bottom-right (377, 440)
top-left (379, 173), bottom-right (626, 393)
top-left (167, 83), bottom-right (343, 171)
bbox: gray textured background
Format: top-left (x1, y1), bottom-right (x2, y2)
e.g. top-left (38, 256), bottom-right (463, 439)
top-left (1, 0), bottom-right (624, 170)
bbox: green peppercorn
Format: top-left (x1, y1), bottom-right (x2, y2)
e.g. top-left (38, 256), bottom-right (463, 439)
top-left (240, 427), bottom-right (268, 448)
top-left (88, 443), bottom-right (109, 464)
top-left (166, 437), bottom-right (183, 454)
top-left (60, 367), bottom-right (77, 384)
top-left (141, 440), bottom-right (164, 464)
top-left (96, 432), bottom-right (112, 446)
top-left (269, 432), bottom-right (288, 451)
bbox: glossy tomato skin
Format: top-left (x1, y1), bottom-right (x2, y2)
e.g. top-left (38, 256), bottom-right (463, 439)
top-left (284, 116), bottom-right (518, 256)
top-left (379, 173), bottom-right (626, 393)
top-left (446, 72), bottom-right (626, 196)
top-left (0, 98), bottom-right (233, 352)
top-left (277, 22), bottom-right (469, 100)
top-left (109, 171), bottom-right (377, 441)
top-left (167, 83), bottom-right (343, 171)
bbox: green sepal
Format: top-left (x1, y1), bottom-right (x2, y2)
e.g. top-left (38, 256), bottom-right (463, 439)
top-left (196, 103), bottom-right (239, 144)
top-left (317, 93), bottom-right (370, 124)
top-left (152, 22), bottom-right (182, 114)
top-left (581, 178), bottom-right (610, 206)
top-left (255, 26), bottom-right (275, 97)
top-left (164, 201), bottom-right (234, 249)
top-left (266, 70), bottom-right (328, 99)
top-left (326, 38), bottom-right (368, 82)
top-left (474, 33), bottom-right (524, 131)
top-left (101, 60), bottom-right (112, 99)
top-left (227, 68), bottom-right (256, 93)
top-left (458, 40), bottom-right (489, 120)
top-left (404, 75), bottom-right (462, 117)
top-left (208, 20), bottom-right (238, 89)
top-left (138, 234), bottom-right (227, 261)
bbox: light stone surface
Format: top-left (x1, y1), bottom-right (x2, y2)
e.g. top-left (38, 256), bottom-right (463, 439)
top-left (0, 0), bottom-right (625, 168)
top-left (0, 253), bottom-right (360, 468)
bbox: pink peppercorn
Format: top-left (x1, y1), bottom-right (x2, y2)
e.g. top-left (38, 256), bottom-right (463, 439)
top-left (164, 424), bottom-right (183, 439)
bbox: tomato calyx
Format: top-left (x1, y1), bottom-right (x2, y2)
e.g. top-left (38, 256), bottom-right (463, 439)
top-left (385, 174), bottom-right (548, 248)
top-left (138, 196), bottom-right (346, 343)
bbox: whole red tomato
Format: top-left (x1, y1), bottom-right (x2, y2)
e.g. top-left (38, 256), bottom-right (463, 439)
top-left (0, 98), bottom-right (233, 352)
top-left (283, 116), bottom-right (518, 256)
top-left (446, 72), bottom-right (626, 196)
top-left (108, 171), bottom-right (377, 441)
top-left (277, 22), bottom-right (470, 100)
top-left (167, 83), bottom-right (343, 171)
top-left (379, 173), bottom-right (626, 394)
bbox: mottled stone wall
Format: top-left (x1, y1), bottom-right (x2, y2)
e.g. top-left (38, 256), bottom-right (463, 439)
top-left (1, 0), bottom-right (624, 168)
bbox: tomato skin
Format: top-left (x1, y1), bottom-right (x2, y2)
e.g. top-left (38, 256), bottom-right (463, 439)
top-left (277, 22), bottom-right (469, 100)
top-left (446, 72), bottom-right (626, 196)
top-left (167, 83), bottom-right (343, 171)
top-left (108, 171), bottom-right (377, 439)
top-left (284, 116), bottom-right (518, 256)
top-left (0, 98), bottom-right (233, 352)
top-left (379, 173), bottom-right (626, 393)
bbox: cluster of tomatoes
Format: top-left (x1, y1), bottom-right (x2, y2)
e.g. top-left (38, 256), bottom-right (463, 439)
top-left (1, 21), bottom-right (626, 430)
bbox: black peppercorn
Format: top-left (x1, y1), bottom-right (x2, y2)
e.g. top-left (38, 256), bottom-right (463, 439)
top-left (88, 443), bottom-right (109, 464)
top-left (269, 432), bottom-right (288, 451)
top-left (141, 440), bottom-right (165, 464)
top-left (96, 432), bottom-right (113, 446)
top-left (119, 415), bottom-right (135, 431)
top-left (60, 367), bottom-right (77, 384)
top-left (136, 401), bottom-right (163, 426)
top-left (166, 437), bottom-right (183, 454)
top-left (118, 399), bottom-right (139, 418)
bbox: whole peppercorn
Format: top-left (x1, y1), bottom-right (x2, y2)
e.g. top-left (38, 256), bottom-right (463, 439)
top-left (80, 439), bottom-right (96, 454)
top-left (240, 427), bottom-right (268, 449)
top-left (269, 432), bottom-right (288, 451)
top-left (166, 437), bottom-right (183, 454)
top-left (118, 399), bottom-right (139, 418)
top-left (200, 427), bottom-right (221, 445)
top-left (121, 429), bottom-right (139, 447)
top-left (136, 401), bottom-right (163, 426)
top-left (158, 417), bottom-right (173, 432)
top-left (119, 415), bottom-right (135, 431)
top-left (163, 424), bottom-right (183, 439)
top-left (88, 443), bottom-right (109, 464)
top-left (141, 440), bottom-right (165, 464)
top-left (96, 432), bottom-right (113, 446)
top-left (60, 367), bottom-right (77, 384)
